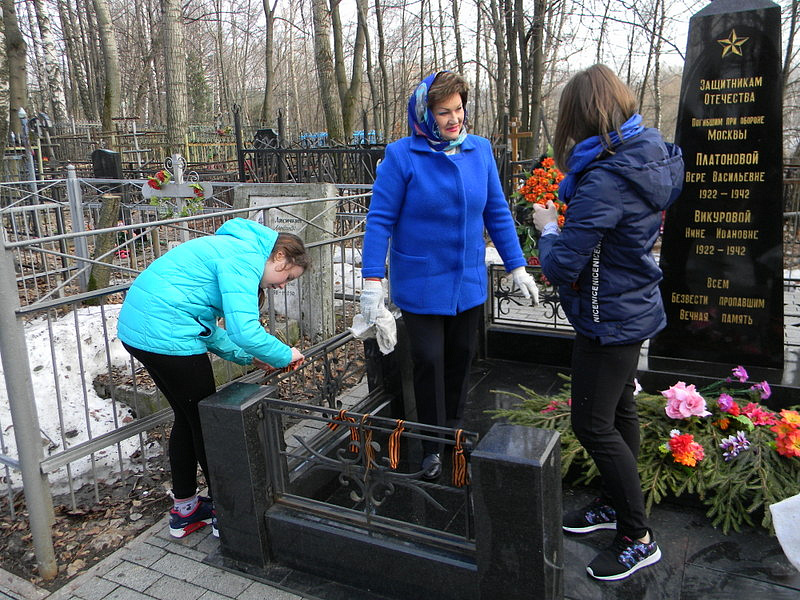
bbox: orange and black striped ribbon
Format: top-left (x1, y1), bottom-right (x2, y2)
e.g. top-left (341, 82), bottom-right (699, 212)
top-left (452, 429), bottom-right (469, 487)
top-left (328, 409), bottom-right (360, 453)
top-left (360, 414), bottom-right (375, 468)
top-left (388, 420), bottom-right (405, 470)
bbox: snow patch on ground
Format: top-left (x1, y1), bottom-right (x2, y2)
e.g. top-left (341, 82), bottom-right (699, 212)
top-left (0, 306), bottom-right (141, 494)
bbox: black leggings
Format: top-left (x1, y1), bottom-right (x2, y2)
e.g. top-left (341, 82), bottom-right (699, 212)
top-left (401, 305), bottom-right (482, 455)
top-left (122, 342), bottom-right (216, 499)
top-left (569, 333), bottom-right (647, 539)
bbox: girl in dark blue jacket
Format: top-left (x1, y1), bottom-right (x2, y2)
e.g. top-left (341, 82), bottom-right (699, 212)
top-left (361, 72), bottom-right (538, 479)
top-left (533, 64), bottom-right (683, 581)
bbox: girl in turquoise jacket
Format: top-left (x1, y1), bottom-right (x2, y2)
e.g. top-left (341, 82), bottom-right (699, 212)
top-left (117, 218), bottom-right (308, 538)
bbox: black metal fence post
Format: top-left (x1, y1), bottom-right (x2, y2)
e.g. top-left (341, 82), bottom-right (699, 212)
top-left (233, 104), bottom-right (245, 182)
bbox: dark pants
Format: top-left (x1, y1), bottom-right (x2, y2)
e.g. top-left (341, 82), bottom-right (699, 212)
top-left (122, 342), bottom-right (216, 499)
top-left (401, 305), bottom-right (482, 455)
top-left (569, 333), bottom-right (647, 539)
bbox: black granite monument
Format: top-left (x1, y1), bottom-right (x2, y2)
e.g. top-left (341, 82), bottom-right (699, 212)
top-left (651, 0), bottom-right (784, 372)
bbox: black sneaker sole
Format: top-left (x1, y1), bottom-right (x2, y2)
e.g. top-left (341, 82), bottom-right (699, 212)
top-left (586, 546), bottom-right (662, 580)
top-left (562, 521), bottom-right (617, 533)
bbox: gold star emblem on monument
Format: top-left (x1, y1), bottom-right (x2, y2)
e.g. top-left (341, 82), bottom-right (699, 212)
top-left (717, 29), bottom-right (749, 57)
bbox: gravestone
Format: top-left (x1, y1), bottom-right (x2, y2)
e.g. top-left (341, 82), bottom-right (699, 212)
top-left (233, 183), bottom-right (336, 341)
top-left (91, 149), bottom-right (122, 179)
top-left (651, 0), bottom-right (784, 372)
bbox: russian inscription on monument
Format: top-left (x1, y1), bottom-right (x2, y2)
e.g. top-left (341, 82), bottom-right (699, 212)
top-left (651, 0), bottom-right (784, 370)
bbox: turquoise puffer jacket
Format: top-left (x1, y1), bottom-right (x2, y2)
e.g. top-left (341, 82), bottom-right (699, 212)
top-left (117, 218), bottom-right (293, 367)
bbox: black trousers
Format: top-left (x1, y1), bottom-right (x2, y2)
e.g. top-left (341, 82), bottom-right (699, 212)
top-left (569, 333), bottom-right (647, 538)
top-left (122, 342), bottom-right (216, 499)
top-left (401, 305), bottom-right (482, 455)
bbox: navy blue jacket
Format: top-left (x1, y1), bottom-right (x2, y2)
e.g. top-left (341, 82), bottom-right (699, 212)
top-left (362, 133), bottom-right (526, 315)
top-left (538, 128), bottom-right (683, 345)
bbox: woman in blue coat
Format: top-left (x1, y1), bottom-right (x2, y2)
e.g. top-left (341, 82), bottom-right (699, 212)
top-left (360, 71), bottom-right (539, 479)
top-left (118, 218), bottom-right (308, 538)
top-left (533, 64), bottom-right (683, 581)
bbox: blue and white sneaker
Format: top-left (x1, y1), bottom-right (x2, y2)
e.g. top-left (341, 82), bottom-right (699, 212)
top-left (562, 498), bottom-right (617, 533)
top-left (168, 497), bottom-right (214, 538)
top-left (586, 529), bottom-right (661, 581)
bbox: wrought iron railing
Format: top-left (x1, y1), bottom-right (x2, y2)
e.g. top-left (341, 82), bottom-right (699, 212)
top-left (241, 147), bottom-right (386, 184)
top-left (259, 383), bottom-right (479, 549)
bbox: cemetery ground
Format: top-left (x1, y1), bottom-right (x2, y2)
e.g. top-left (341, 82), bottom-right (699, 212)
top-left (1, 358), bottom-right (799, 599)
top-left (0, 431), bottom-right (173, 592)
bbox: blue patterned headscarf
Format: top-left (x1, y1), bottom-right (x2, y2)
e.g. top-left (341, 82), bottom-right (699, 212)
top-left (407, 72), bottom-right (468, 152)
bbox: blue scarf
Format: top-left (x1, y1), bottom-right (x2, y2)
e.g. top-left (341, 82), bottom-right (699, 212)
top-left (559, 113), bottom-right (644, 200)
top-left (407, 72), bottom-right (468, 152)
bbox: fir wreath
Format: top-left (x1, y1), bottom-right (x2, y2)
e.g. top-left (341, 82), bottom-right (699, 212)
top-left (491, 365), bottom-right (800, 534)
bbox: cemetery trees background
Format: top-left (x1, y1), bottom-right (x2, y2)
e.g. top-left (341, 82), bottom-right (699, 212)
top-left (1, 0), bottom-right (800, 155)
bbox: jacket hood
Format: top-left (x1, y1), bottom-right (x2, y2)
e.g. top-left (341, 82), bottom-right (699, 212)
top-left (215, 218), bottom-right (278, 258)
top-left (595, 128), bottom-right (684, 211)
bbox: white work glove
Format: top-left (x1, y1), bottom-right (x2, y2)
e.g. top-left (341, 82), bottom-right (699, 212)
top-left (359, 279), bottom-right (385, 325)
top-left (511, 266), bottom-right (539, 305)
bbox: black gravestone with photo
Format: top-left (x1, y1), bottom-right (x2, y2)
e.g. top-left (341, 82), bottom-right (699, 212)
top-left (650, 0), bottom-right (784, 373)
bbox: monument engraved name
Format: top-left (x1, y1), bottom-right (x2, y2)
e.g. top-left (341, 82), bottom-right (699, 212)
top-left (652, 0), bottom-right (784, 370)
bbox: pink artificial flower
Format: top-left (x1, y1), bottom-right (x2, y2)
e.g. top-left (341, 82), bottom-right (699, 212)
top-left (750, 380), bottom-right (771, 400)
top-left (662, 381), bottom-right (711, 419)
top-left (731, 365), bottom-right (749, 382)
top-left (742, 402), bottom-right (778, 426)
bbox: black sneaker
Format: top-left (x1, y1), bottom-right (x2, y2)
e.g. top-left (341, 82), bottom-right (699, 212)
top-left (562, 498), bottom-right (617, 533)
top-left (586, 529), bottom-right (661, 581)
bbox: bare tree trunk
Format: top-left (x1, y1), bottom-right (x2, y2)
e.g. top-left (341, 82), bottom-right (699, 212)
top-left (0, 11), bottom-right (9, 148)
top-left (213, 0), bottom-right (230, 113)
top-left (2, 0), bottom-right (26, 138)
top-left (57, 0), bottom-right (94, 121)
top-left (527, 0), bottom-right (546, 156)
top-left (595, 0), bottom-right (611, 64)
top-left (638, 0), bottom-right (660, 112)
top-left (92, 0), bottom-right (121, 137)
top-left (24, 0), bottom-right (46, 114)
top-left (503, 0), bottom-right (518, 118)
top-left (489, 0), bottom-right (507, 132)
top-left (375, 0), bottom-right (390, 142)
top-left (783, 0), bottom-right (800, 95)
top-left (259, 0), bottom-right (278, 124)
top-left (80, 0), bottom-right (102, 123)
top-left (331, 0), bottom-right (366, 137)
top-left (419, 0), bottom-right (425, 76)
top-left (360, 0), bottom-right (380, 137)
top-left (162, 0), bottom-right (187, 154)
top-left (32, 0), bottom-right (67, 123)
top-left (473, 0), bottom-right (482, 134)
top-left (652, 0), bottom-right (665, 130)
top-left (452, 0), bottom-right (464, 73)
top-left (516, 0), bottom-right (528, 134)
top-left (311, 0), bottom-right (344, 141)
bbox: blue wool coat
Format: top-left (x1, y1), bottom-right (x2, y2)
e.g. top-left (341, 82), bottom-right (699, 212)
top-left (117, 218), bottom-right (293, 367)
top-left (538, 128), bottom-right (684, 345)
top-left (362, 133), bottom-right (526, 315)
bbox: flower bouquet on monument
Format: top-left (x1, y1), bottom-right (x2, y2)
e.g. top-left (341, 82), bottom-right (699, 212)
top-left (491, 365), bottom-right (800, 534)
top-left (512, 155), bottom-right (566, 265)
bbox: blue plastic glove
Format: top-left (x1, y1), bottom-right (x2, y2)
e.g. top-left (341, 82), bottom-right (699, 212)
top-left (511, 267), bottom-right (540, 305)
top-left (359, 279), bottom-right (385, 325)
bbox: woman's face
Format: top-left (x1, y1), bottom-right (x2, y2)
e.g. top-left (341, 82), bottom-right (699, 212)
top-left (261, 253), bottom-right (304, 289)
top-left (432, 93), bottom-right (464, 141)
